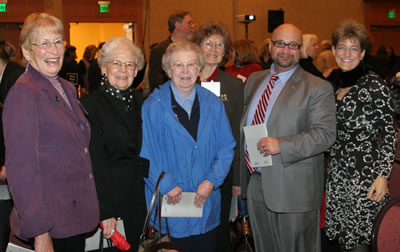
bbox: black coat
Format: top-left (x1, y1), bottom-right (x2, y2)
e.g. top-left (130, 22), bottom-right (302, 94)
top-left (0, 61), bottom-right (24, 165)
top-left (300, 56), bottom-right (325, 80)
top-left (81, 89), bottom-right (148, 251)
top-left (214, 69), bottom-right (244, 252)
top-left (0, 62), bottom-right (24, 104)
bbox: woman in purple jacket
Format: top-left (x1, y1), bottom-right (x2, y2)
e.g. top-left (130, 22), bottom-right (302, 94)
top-left (2, 13), bottom-right (99, 252)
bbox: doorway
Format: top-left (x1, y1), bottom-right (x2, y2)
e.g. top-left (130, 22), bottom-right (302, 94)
top-left (69, 22), bottom-right (136, 62)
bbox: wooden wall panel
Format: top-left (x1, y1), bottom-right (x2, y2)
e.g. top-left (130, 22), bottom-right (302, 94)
top-left (365, 0), bottom-right (400, 54)
top-left (0, 0), bottom-right (44, 22)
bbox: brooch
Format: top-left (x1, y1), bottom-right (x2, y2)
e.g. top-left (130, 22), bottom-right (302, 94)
top-left (220, 94), bottom-right (229, 102)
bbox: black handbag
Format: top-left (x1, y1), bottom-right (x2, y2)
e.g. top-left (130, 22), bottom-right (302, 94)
top-left (138, 171), bottom-right (183, 252)
top-left (99, 231), bottom-right (113, 252)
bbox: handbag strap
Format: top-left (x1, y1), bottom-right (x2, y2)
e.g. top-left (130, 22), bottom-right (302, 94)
top-left (140, 171), bottom-right (165, 241)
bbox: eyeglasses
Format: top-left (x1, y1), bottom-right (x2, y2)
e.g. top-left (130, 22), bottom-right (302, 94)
top-left (202, 40), bottom-right (224, 49)
top-left (32, 39), bottom-right (64, 49)
top-left (335, 45), bottom-right (361, 54)
top-left (271, 40), bottom-right (302, 50)
top-left (106, 60), bottom-right (136, 70)
top-left (171, 61), bottom-right (199, 71)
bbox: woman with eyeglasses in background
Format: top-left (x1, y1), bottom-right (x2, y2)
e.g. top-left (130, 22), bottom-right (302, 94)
top-left (3, 13), bottom-right (99, 251)
top-left (81, 37), bottom-right (149, 251)
top-left (192, 22), bottom-right (243, 251)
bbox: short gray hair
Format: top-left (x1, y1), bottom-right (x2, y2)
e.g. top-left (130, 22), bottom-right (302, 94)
top-left (162, 41), bottom-right (204, 75)
top-left (98, 37), bottom-right (144, 71)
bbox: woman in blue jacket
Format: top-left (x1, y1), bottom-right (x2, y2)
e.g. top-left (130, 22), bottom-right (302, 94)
top-left (140, 41), bottom-right (235, 252)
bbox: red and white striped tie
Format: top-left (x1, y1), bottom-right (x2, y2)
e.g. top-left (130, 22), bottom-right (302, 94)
top-left (245, 74), bottom-right (278, 174)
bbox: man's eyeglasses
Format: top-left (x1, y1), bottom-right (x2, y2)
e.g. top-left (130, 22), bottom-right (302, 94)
top-left (32, 39), bottom-right (64, 50)
top-left (202, 40), bottom-right (224, 49)
top-left (106, 60), bottom-right (137, 70)
top-left (271, 40), bottom-right (302, 50)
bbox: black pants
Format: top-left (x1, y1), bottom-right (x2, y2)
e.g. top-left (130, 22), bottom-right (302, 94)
top-left (52, 234), bottom-right (85, 252)
top-left (0, 200), bottom-right (12, 252)
top-left (171, 228), bottom-right (217, 252)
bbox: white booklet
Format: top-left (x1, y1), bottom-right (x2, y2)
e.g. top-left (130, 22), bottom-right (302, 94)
top-left (243, 124), bottom-right (273, 167)
top-left (161, 192), bottom-right (203, 217)
top-left (201, 81), bottom-right (221, 97)
top-left (6, 243), bottom-right (34, 252)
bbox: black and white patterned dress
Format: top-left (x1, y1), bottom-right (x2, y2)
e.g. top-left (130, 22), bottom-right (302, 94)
top-left (325, 71), bottom-right (396, 250)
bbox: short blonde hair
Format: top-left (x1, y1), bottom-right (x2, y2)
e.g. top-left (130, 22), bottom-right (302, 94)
top-left (301, 34), bottom-right (318, 58)
top-left (20, 12), bottom-right (64, 51)
top-left (162, 41), bottom-right (204, 75)
top-left (98, 37), bottom-right (144, 71)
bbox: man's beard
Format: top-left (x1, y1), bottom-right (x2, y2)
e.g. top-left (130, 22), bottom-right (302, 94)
top-left (273, 53), bottom-right (297, 69)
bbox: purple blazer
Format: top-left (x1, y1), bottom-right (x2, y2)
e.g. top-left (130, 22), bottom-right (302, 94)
top-left (2, 64), bottom-right (99, 239)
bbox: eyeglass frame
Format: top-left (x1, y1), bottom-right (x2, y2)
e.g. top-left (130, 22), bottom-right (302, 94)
top-left (271, 40), bottom-right (302, 50)
top-left (31, 39), bottom-right (64, 50)
top-left (334, 45), bottom-right (362, 54)
top-left (171, 61), bottom-right (199, 72)
top-left (201, 40), bottom-right (224, 49)
top-left (106, 60), bottom-right (138, 70)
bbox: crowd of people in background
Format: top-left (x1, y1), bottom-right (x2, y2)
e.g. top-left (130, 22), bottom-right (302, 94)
top-left (0, 9), bottom-right (399, 252)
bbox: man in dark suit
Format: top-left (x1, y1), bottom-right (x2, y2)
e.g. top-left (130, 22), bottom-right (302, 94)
top-left (148, 10), bottom-right (195, 90)
top-left (239, 24), bottom-right (336, 252)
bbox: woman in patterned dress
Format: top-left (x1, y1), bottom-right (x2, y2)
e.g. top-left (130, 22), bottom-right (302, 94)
top-left (325, 20), bottom-right (397, 252)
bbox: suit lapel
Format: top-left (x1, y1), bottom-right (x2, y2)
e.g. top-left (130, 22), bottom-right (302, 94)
top-left (267, 67), bottom-right (303, 128)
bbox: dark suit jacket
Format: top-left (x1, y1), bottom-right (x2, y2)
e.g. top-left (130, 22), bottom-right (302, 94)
top-left (148, 37), bottom-right (172, 89)
top-left (3, 64), bottom-right (99, 239)
top-left (240, 66), bottom-right (336, 212)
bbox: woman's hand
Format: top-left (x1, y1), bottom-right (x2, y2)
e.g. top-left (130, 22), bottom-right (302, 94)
top-left (34, 232), bottom-right (54, 252)
top-left (0, 166), bottom-right (6, 181)
top-left (232, 185), bottom-right (241, 196)
top-left (194, 180), bottom-right (213, 208)
top-left (167, 186), bottom-right (182, 205)
top-left (102, 218), bottom-right (117, 239)
top-left (368, 176), bottom-right (388, 202)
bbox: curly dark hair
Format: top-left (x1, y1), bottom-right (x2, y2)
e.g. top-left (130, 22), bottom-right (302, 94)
top-left (332, 20), bottom-right (369, 51)
top-left (191, 22), bottom-right (232, 66)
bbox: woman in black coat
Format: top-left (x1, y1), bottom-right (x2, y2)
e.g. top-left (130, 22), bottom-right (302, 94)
top-left (81, 37), bottom-right (148, 251)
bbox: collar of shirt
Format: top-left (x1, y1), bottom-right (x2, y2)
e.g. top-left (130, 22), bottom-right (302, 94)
top-left (245, 64), bottom-right (298, 126)
top-left (270, 64), bottom-right (298, 84)
top-left (197, 67), bottom-right (219, 83)
top-left (171, 83), bottom-right (196, 116)
top-left (207, 67), bottom-right (219, 81)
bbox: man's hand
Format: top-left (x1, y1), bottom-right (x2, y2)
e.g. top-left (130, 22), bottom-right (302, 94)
top-left (257, 137), bottom-right (280, 156)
